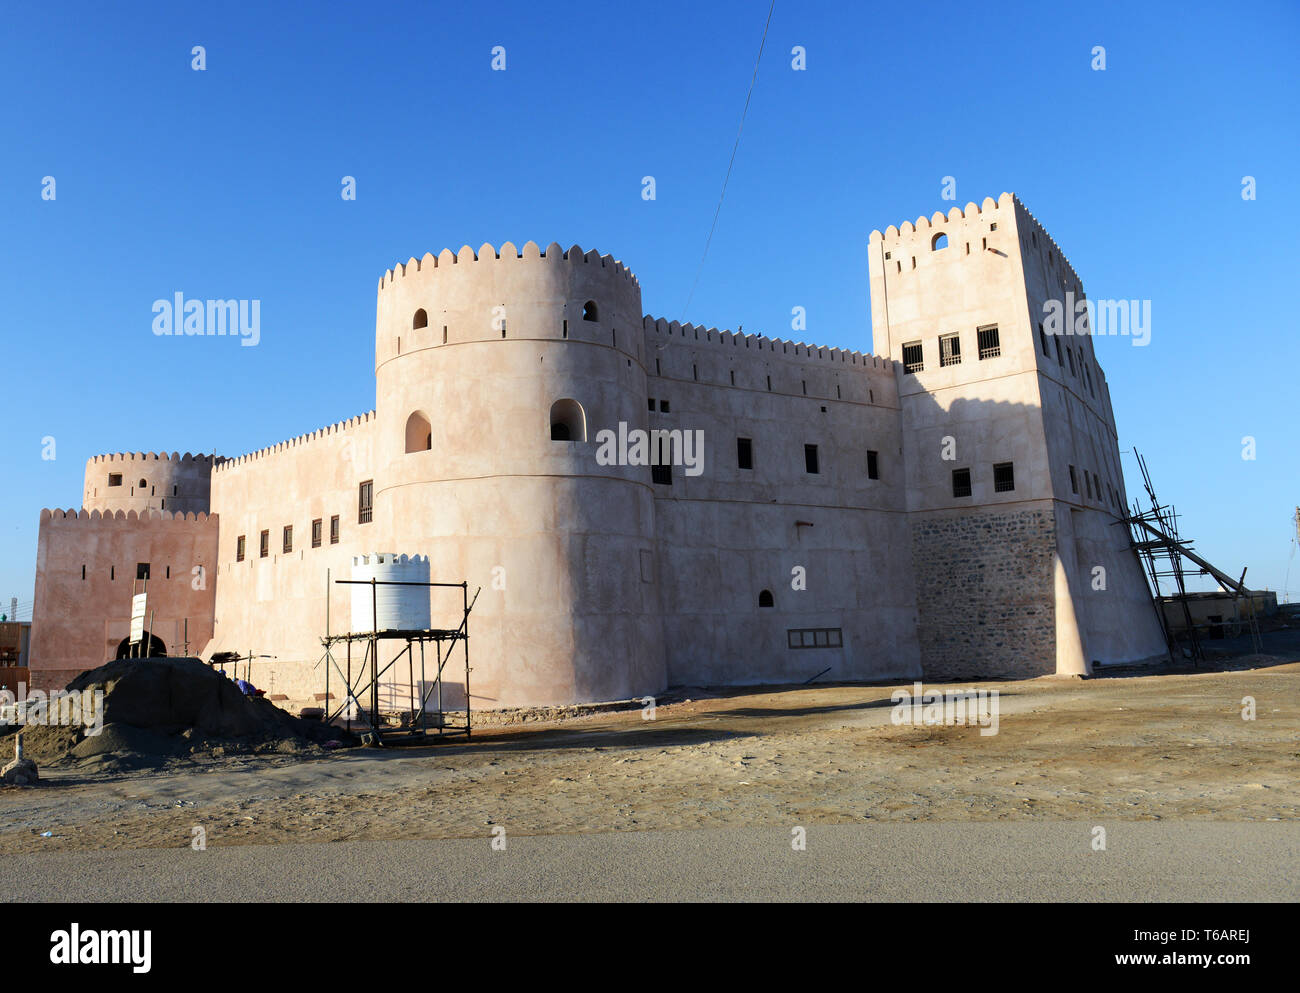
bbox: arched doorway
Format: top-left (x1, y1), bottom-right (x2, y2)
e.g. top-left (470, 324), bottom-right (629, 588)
top-left (115, 634), bottom-right (167, 659)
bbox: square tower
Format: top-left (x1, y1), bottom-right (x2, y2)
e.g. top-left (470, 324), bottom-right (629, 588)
top-left (868, 193), bottom-right (1165, 678)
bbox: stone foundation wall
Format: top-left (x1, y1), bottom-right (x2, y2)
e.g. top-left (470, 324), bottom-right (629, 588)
top-left (910, 505), bottom-right (1057, 680)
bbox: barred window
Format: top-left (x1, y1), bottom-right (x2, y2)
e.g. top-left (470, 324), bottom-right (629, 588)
top-left (902, 341), bottom-right (924, 374)
top-left (330, 515), bottom-right (340, 544)
top-left (283, 526), bottom-right (293, 553)
top-left (977, 324), bottom-right (1001, 360)
top-left (358, 480), bottom-right (373, 524)
top-left (787, 627), bottom-right (844, 649)
top-left (312, 519), bottom-right (322, 548)
top-left (259, 530), bottom-right (269, 558)
top-left (939, 332), bottom-right (962, 367)
top-left (952, 467), bottom-right (972, 498)
top-left (993, 462), bottom-right (1015, 492)
top-left (236, 535), bottom-right (246, 562)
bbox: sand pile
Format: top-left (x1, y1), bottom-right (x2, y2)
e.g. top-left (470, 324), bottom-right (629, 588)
top-left (0, 657), bottom-right (347, 774)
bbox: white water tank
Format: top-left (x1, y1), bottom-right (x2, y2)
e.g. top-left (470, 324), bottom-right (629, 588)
top-left (350, 553), bottom-right (431, 632)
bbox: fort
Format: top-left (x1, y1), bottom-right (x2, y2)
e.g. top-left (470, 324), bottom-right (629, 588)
top-left (27, 192), bottom-right (1168, 709)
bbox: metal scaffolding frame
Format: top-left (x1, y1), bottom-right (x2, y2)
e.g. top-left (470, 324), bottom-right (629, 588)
top-left (1120, 451), bottom-right (1261, 662)
top-left (318, 574), bottom-right (479, 743)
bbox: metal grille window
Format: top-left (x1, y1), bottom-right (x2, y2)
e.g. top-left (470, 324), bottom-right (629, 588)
top-left (977, 324), bottom-right (1001, 359)
top-left (330, 515), bottom-right (340, 544)
top-left (358, 480), bottom-right (373, 524)
top-left (283, 526), bottom-right (293, 553)
top-left (259, 530), bottom-right (269, 558)
top-left (952, 467), bottom-right (972, 497)
top-left (867, 450), bottom-right (879, 480)
top-left (312, 519), bottom-right (322, 548)
top-left (939, 333), bottom-right (962, 367)
top-left (993, 461), bottom-right (1015, 492)
top-left (236, 535), bottom-right (246, 562)
top-left (902, 341), bottom-right (924, 374)
top-left (787, 628), bottom-right (844, 649)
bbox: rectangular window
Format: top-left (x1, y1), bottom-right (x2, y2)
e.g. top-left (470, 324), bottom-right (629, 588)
top-left (312, 519), bottom-right (322, 548)
top-left (1069, 465), bottom-right (1078, 494)
top-left (358, 480), bottom-right (373, 524)
top-left (902, 341), bottom-right (924, 374)
top-left (236, 535), bottom-right (246, 562)
top-left (993, 461), bottom-right (1015, 492)
top-left (651, 462), bottom-right (672, 486)
top-left (787, 627), bottom-right (844, 650)
top-left (330, 515), bottom-right (340, 544)
top-left (867, 450), bottom-right (879, 480)
top-left (939, 332), bottom-right (962, 367)
top-left (977, 324), bottom-right (1001, 359)
top-left (952, 467), bottom-right (972, 498)
top-left (648, 398), bottom-right (656, 411)
top-left (108, 473), bottom-right (123, 487)
top-left (804, 444), bottom-right (820, 474)
top-left (737, 437), bottom-right (754, 470)
top-left (259, 530), bottom-right (270, 558)
top-left (136, 562), bottom-right (150, 581)
top-left (659, 400), bottom-right (670, 413)
top-left (283, 525), bottom-right (293, 553)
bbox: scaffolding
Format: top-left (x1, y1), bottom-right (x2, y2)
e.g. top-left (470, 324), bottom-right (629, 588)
top-left (318, 575), bottom-right (479, 743)
top-left (1121, 451), bottom-right (1261, 662)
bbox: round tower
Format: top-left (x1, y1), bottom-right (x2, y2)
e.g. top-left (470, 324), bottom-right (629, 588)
top-left (83, 452), bottom-right (220, 516)
top-left (371, 240), bottom-right (665, 707)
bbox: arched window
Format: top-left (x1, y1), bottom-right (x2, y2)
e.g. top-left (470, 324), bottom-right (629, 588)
top-left (582, 300), bottom-right (598, 322)
top-left (404, 411), bottom-right (432, 453)
top-left (549, 398), bottom-right (586, 442)
top-left (758, 589), bottom-right (774, 608)
top-left (413, 309), bottom-right (428, 329)
top-left (931, 232), bottom-right (948, 251)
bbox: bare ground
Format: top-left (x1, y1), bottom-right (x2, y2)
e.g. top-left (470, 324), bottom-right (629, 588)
top-left (0, 654), bottom-right (1296, 854)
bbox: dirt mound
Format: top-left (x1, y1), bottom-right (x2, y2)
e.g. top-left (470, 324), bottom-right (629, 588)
top-left (0, 657), bottom-right (348, 774)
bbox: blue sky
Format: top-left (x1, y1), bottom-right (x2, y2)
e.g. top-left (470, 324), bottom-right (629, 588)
top-left (1, 0), bottom-right (1297, 618)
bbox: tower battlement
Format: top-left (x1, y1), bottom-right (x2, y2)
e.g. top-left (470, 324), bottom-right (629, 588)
top-left (377, 241), bottom-right (640, 292)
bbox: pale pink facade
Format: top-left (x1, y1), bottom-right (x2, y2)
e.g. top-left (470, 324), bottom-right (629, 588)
top-left (29, 195), bottom-right (1168, 705)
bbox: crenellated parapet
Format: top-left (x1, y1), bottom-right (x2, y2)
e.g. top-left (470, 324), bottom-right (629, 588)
top-left (377, 241), bottom-right (639, 292)
top-left (641, 316), bottom-right (886, 372)
top-left (211, 411), bottom-right (376, 473)
top-left (40, 508), bottom-right (215, 524)
top-left (88, 451), bottom-right (222, 466)
top-left (869, 192), bottom-right (1081, 289)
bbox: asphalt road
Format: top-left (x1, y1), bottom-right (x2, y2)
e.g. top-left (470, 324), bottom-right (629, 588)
top-left (0, 821), bottom-right (1295, 901)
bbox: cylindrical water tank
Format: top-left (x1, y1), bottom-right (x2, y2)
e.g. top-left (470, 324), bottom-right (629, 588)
top-left (351, 553), bottom-right (431, 632)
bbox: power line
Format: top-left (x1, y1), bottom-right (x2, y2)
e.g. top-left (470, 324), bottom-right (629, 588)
top-left (681, 0), bottom-right (776, 320)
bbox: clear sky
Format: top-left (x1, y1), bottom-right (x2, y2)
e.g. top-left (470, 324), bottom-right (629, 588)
top-left (1, 0), bottom-right (1297, 620)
